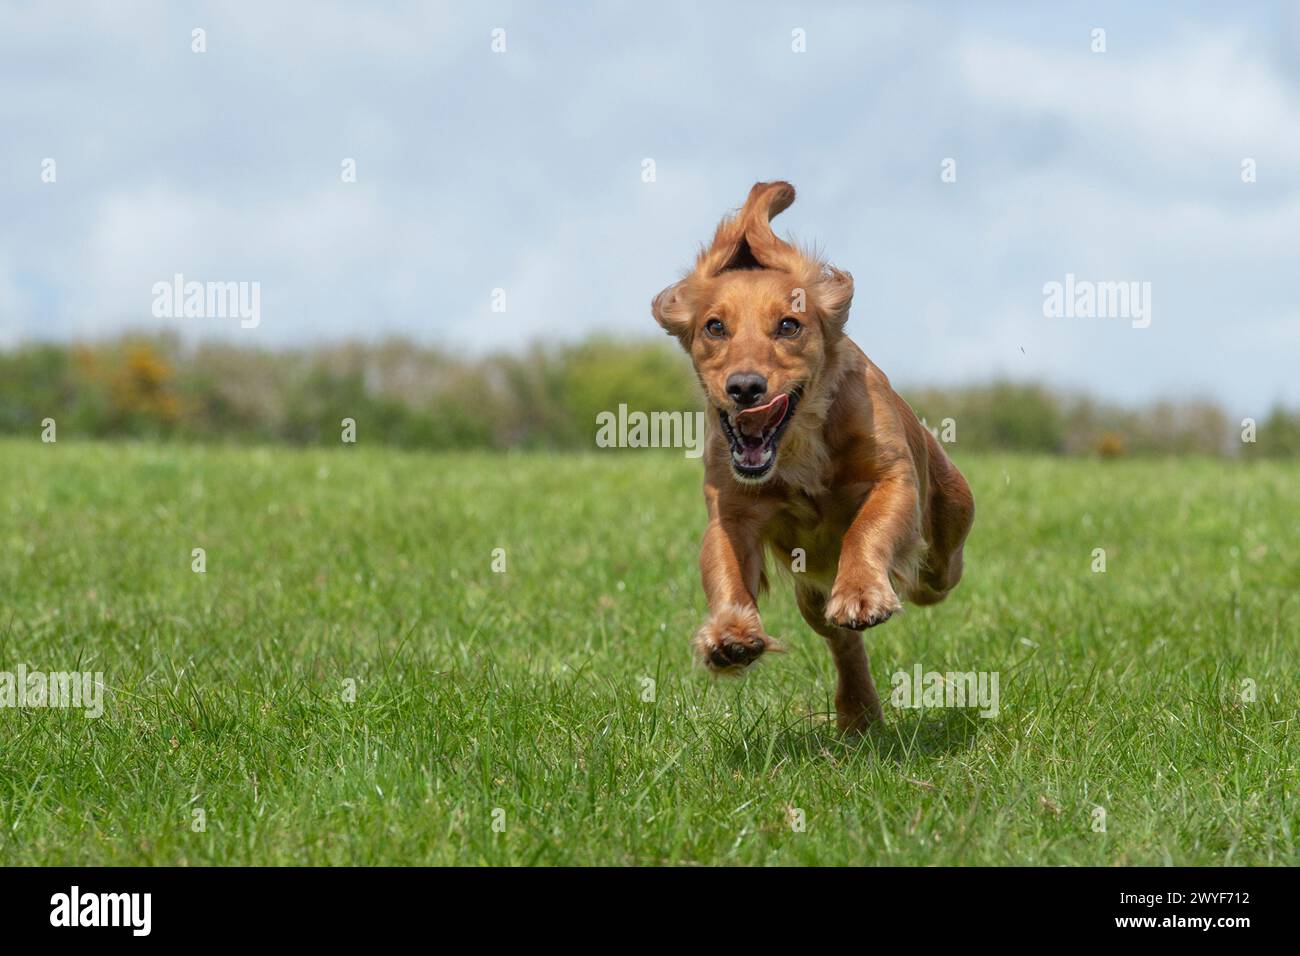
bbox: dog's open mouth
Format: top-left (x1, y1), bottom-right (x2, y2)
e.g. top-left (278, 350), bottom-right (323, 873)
top-left (718, 387), bottom-right (801, 481)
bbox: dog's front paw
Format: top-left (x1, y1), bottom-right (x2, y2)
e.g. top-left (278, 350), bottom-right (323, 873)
top-left (693, 604), bottom-right (783, 675)
top-left (826, 575), bottom-right (902, 630)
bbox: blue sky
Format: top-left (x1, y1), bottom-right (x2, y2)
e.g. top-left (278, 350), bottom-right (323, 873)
top-left (2, 1), bottom-right (1298, 411)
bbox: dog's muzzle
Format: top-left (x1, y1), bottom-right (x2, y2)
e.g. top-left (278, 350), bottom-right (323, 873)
top-left (717, 387), bottom-right (801, 481)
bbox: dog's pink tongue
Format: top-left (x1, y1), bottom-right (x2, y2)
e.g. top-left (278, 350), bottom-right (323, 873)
top-left (734, 393), bottom-right (789, 439)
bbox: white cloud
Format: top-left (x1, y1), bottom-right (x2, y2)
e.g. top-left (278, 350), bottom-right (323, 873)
top-left (958, 30), bottom-right (1300, 169)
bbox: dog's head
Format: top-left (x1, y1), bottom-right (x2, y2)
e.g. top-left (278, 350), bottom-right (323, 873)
top-left (652, 182), bottom-right (854, 483)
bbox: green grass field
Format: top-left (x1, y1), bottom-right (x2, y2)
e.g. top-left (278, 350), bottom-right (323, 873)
top-left (0, 438), bottom-right (1296, 865)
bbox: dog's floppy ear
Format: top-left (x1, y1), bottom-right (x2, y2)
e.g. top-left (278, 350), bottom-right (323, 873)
top-left (740, 181), bottom-right (801, 271)
top-left (697, 181), bottom-right (803, 277)
top-left (651, 280), bottom-right (694, 348)
top-left (815, 266), bottom-right (854, 332)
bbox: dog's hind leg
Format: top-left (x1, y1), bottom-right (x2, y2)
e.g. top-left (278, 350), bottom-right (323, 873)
top-left (909, 437), bottom-right (975, 606)
top-left (797, 586), bottom-right (884, 734)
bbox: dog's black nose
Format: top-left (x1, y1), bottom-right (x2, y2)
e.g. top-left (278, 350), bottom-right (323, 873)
top-left (726, 372), bottom-right (768, 408)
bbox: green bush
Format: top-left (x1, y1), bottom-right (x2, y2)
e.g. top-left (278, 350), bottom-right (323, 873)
top-left (1, 334), bottom-right (1295, 457)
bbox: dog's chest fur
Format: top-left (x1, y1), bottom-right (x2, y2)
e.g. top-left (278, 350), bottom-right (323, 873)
top-left (763, 486), bottom-right (869, 588)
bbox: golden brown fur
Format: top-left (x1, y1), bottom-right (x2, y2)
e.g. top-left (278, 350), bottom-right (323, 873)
top-left (652, 182), bottom-right (975, 734)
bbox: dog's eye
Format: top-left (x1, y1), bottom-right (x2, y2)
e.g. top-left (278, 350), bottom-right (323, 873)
top-left (704, 318), bottom-right (726, 338)
top-left (777, 317), bottom-right (802, 338)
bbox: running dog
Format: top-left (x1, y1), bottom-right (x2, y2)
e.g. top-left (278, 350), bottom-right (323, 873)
top-left (652, 181), bottom-right (975, 733)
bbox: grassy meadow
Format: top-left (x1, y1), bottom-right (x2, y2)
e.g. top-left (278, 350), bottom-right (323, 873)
top-left (0, 437), bottom-right (1296, 865)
